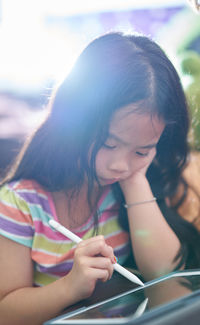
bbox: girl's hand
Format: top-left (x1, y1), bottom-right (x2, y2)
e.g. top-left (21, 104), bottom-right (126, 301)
top-left (119, 148), bottom-right (156, 198)
top-left (65, 236), bottom-right (115, 302)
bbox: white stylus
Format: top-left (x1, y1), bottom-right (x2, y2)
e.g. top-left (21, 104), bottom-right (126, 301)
top-left (49, 219), bottom-right (144, 286)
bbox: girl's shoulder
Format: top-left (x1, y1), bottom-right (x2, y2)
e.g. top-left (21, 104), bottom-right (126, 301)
top-left (0, 179), bottom-right (37, 247)
top-left (1, 179), bottom-right (48, 203)
top-left (0, 179), bottom-right (51, 218)
top-left (6, 179), bottom-right (47, 195)
top-left (0, 179), bottom-right (53, 248)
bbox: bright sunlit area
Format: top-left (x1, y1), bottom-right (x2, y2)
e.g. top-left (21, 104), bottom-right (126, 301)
top-left (0, 0), bottom-right (199, 176)
top-left (0, 0), bottom-right (191, 95)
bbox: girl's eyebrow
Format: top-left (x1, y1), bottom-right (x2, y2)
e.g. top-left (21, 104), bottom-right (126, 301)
top-left (109, 133), bottom-right (158, 149)
top-left (137, 143), bottom-right (157, 149)
top-left (108, 133), bottom-right (129, 146)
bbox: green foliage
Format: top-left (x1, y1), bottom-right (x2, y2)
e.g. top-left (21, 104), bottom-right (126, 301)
top-left (180, 51), bottom-right (200, 150)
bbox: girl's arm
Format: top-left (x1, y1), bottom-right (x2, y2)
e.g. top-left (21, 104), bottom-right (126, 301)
top-left (0, 235), bottom-right (115, 325)
top-left (120, 150), bottom-right (181, 280)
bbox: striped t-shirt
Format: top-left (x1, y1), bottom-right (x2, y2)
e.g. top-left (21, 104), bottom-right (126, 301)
top-left (0, 179), bottom-right (131, 286)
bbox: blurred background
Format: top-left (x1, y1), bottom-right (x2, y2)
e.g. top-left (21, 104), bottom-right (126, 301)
top-left (0, 0), bottom-right (199, 177)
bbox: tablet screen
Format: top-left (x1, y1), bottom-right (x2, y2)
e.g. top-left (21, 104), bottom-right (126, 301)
top-left (62, 272), bottom-right (200, 321)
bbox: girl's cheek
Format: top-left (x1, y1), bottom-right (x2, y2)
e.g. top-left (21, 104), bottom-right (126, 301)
top-left (96, 151), bottom-right (111, 170)
top-left (131, 156), bottom-right (149, 171)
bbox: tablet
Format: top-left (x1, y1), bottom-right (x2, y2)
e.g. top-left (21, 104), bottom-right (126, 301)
top-left (44, 270), bottom-right (200, 325)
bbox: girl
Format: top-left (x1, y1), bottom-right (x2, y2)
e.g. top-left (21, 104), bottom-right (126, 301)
top-left (0, 32), bottom-right (200, 325)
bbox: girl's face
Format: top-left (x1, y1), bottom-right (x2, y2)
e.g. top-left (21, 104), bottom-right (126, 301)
top-left (95, 104), bottom-right (165, 186)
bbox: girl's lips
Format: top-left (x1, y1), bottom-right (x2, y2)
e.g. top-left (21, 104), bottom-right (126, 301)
top-left (102, 178), bottom-right (120, 185)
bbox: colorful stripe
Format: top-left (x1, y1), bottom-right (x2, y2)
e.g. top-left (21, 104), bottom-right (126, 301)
top-left (0, 179), bottom-right (131, 286)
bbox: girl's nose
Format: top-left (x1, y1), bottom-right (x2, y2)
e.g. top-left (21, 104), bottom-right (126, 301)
top-left (109, 160), bottom-right (129, 176)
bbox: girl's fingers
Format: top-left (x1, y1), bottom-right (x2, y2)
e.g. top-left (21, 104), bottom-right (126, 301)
top-left (87, 267), bottom-right (110, 283)
top-left (74, 236), bottom-right (115, 281)
top-left (82, 256), bottom-right (114, 279)
top-left (76, 236), bottom-right (115, 263)
top-left (97, 269), bottom-right (110, 282)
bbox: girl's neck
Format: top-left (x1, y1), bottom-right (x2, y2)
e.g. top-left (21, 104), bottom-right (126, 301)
top-left (51, 184), bottom-right (102, 230)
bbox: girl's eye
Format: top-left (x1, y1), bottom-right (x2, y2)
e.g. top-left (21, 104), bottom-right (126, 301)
top-left (103, 143), bottom-right (117, 150)
top-left (136, 151), bottom-right (149, 157)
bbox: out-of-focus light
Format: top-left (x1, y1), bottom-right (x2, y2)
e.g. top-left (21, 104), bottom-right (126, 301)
top-left (43, 0), bottom-right (185, 15)
top-left (0, 0), bottom-right (82, 93)
top-left (187, 0), bottom-right (200, 12)
top-left (0, 0), bottom-right (187, 94)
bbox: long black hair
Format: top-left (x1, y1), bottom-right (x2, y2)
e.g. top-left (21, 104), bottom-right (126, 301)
top-left (2, 32), bottom-right (200, 269)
